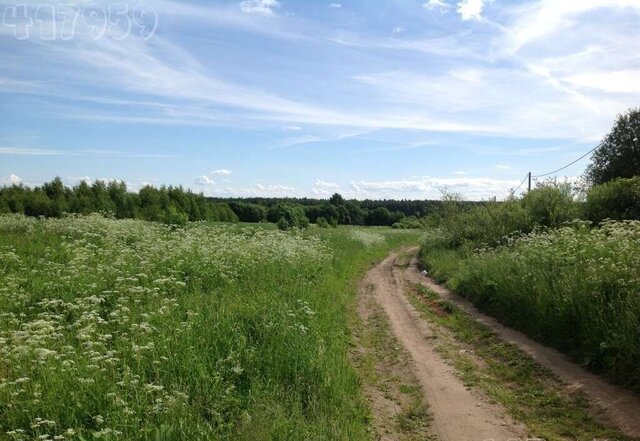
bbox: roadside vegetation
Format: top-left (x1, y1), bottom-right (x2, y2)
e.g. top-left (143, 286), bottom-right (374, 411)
top-left (407, 284), bottom-right (630, 441)
top-left (420, 108), bottom-right (640, 393)
top-left (0, 214), bottom-right (420, 440)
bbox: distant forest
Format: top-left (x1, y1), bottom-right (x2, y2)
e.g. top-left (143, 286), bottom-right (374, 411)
top-left (0, 177), bottom-right (476, 227)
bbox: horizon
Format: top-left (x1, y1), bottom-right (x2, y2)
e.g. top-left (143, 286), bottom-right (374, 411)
top-left (2, 0), bottom-right (639, 200)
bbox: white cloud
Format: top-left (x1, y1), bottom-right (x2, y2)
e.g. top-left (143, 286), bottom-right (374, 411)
top-left (456, 0), bottom-right (489, 21)
top-left (505, 0), bottom-right (640, 53)
top-left (315, 179), bottom-right (340, 189)
top-left (210, 169), bottom-right (233, 176)
top-left (423, 0), bottom-right (450, 13)
top-left (495, 164), bottom-right (511, 170)
top-left (240, 0), bottom-right (280, 16)
top-left (393, 27), bottom-right (406, 35)
top-left (564, 70), bottom-right (640, 94)
top-left (195, 175), bottom-right (215, 185)
top-left (1, 174), bottom-right (22, 186)
top-left (349, 176), bottom-right (519, 200)
top-left (452, 170), bottom-right (467, 175)
top-left (313, 179), bottom-right (340, 195)
top-left (283, 125), bottom-right (302, 131)
top-left (329, 3), bottom-right (342, 8)
top-left (0, 147), bottom-right (64, 156)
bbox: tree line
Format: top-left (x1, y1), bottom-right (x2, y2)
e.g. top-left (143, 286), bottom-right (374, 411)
top-left (0, 178), bottom-right (441, 227)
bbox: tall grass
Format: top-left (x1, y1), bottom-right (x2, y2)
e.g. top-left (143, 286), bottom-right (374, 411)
top-left (0, 214), bottom-right (420, 440)
top-left (426, 221), bottom-right (640, 392)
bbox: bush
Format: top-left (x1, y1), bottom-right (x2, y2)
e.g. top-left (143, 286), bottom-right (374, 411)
top-left (276, 216), bottom-right (290, 230)
top-left (522, 182), bottom-right (582, 227)
top-left (392, 215), bottom-right (423, 229)
top-left (316, 216), bottom-right (329, 228)
top-left (586, 177), bottom-right (640, 223)
top-left (267, 203), bottom-right (309, 229)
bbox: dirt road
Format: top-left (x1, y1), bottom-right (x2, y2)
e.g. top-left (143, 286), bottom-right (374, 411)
top-left (359, 247), bottom-right (640, 440)
top-left (360, 251), bottom-right (525, 441)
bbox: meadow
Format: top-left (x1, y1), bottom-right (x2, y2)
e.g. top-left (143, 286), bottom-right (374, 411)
top-left (0, 214), bottom-right (420, 440)
top-left (420, 183), bottom-right (640, 392)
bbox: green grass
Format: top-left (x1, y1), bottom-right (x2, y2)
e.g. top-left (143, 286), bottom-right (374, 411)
top-left (421, 220), bottom-right (640, 394)
top-left (0, 214), bottom-right (420, 440)
top-left (408, 284), bottom-right (631, 441)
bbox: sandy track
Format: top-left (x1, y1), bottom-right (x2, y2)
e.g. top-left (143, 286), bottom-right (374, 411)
top-left (402, 250), bottom-right (640, 439)
top-left (360, 251), bottom-right (525, 441)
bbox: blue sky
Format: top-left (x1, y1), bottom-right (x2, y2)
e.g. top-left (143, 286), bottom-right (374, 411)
top-left (1, 0), bottom-right (639, 200)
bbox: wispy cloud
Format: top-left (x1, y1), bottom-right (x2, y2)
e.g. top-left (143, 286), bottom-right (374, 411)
top-left (211, 169), bottom-right (233, 176)
top-left (240, 0), bottom-right (280, 16)
top-left (423, 0), bottom-right (450, 13)
top-left (0, 146), bottom-right (177, 158)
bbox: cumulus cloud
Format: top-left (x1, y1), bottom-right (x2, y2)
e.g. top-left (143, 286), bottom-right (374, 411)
top-left (456, 0), bottom-right (489, 21)
top-left (313, 179), bottom-right (340, 195)
top-left (423, 0), bottom-right (450, 13)
top-left (195, 175), bottom-right (215, 185)
top-left (0, 174), bottom-right (22, 186)
top-left (328, 3), bottom-right (342, 8)
top-left (210, 169), bottom-right (233, 175)
top-left (240, 0), bottom-right (280, 16)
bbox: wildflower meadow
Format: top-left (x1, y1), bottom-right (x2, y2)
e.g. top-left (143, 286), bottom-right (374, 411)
top-left (0, 214), bottom-right (419, 440)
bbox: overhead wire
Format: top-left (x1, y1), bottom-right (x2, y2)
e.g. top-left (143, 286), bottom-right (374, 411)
top-left (532, 142), bottom-right (602, 178)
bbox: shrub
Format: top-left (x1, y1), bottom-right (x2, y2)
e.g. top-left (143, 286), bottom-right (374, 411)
top-left (392, 215), bottom-right (423, 229)
top-left (522, 182), bottom-right (582, 227)
top-left (276, 216), bottom-right (290, 230)
top-left (267, 203), bottom-right (309, 229)
top-left (586, 177), bottom-right (640, 223)
top-left (316, 216), bottom-right (329, 228)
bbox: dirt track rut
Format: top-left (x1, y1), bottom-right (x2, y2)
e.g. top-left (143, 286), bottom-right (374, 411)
top-left (361, 251), bottom-right (525, 441)
top-left (360, 247), bottom-right (640, 440)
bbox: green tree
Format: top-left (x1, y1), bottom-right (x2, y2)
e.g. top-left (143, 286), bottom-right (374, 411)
top-left (277, 216), bottom-right (290, 231)
top-left (585, 107), bottom-right (640, 185)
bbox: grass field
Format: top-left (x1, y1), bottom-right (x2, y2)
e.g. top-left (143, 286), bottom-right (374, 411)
top-left (0, 214), bottom-right (420, 440)
top-left (421, 220), bottom-right (640, 393)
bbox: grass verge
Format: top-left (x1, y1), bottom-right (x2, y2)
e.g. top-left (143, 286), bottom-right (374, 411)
top-left (407, 283), bottom-right (632, 441)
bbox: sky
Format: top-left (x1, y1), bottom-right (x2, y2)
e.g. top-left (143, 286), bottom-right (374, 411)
top-left (1, 0), bottom-right (639, 200)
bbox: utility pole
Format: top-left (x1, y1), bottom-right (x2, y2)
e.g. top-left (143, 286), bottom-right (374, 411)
top-left (527, 172), bottom-right (532, 192)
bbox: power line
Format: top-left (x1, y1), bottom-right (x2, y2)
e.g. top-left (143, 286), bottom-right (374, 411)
top-left (510, 173), bottom-right (529, 195)
top-left (532, 142), bottom-right (602, 178)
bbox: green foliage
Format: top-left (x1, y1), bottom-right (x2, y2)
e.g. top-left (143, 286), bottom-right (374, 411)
top-left (522, 180), bottom-right (582, 226)
top-left (0, 178), bottom-right (238, 224)
top-left (0, 215), bottom-right (420, 440)
top-left (391, 215), bottom-right (423, 229)
top-left (586, 177), bottom-right (640, 222)
top-left (585, 107), bottom-right (640, 185)
top-left (267, 203), bottom-right (309, 229)
top-left (365, 206), bottom-right (404, 226)
top-left (276, 216), bottom-right (290, 230)
top-left (452, 221), bottom-right (640, 392)
top-left (315, 216), bottom-right (329, 228)
top-left (229, 202), bottom-right (268, 223)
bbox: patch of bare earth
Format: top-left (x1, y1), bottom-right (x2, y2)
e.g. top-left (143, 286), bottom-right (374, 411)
top-left (351, 270), bottom-right (436, 441)
top-left (356, 252), bottom-right (525, 441)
